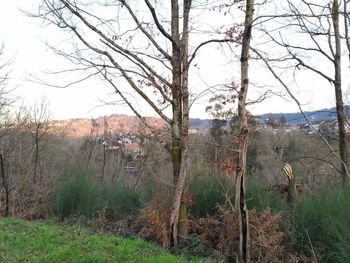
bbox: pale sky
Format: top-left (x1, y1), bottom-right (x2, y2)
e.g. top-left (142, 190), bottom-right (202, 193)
top-left (0, 0), bottom-right (343, 121)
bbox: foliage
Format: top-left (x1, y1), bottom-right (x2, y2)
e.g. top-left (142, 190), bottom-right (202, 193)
top-left (0, 217), bottom-right (204, 263)
top-left (189, 175), bottom-right (230, 218)
top-left (53, 170), bottom-right (96, 219)
top-left (245, 177), bottom-right (289, 213)
top-left (53, 170), bottom-right (141, 220)
top-left (294, 186), bottom-right (350, 262)
top-left (279, 115), bottom-right (286, 128)
top-left (189, 174), bottom-right (288, 218)
top-left (205, 95), bottom-right (236, 120)
top-left (209, 119), bottom-right (227, 145)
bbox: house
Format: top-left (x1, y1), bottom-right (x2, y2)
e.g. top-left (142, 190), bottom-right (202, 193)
top-left (124, 143), bottom-right (143, 157)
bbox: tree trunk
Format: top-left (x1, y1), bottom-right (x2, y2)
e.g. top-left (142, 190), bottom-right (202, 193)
top-left (236, 0), bottom-right (254, 261)
top-left (38, 0), bottom-right (193, 247)
top-left (332, 0), bottom-right (349, 186)
top-left (169, 142), bottom-right (189, 247)
top-left (0, 153), bottom-right (9, 217)
top-left (169, 0), bottom-right (191, 246)
top-left (33, 130), bottom-right (39, 186)
top-left (101, 143), bottom-right (106, 182)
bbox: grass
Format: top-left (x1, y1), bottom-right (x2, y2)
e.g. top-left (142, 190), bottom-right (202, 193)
top-left (0, 217), bottom-right (208, 263)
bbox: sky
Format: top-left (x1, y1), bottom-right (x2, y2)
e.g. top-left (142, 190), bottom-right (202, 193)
top-left (0, 0), bottom-right (344, 121)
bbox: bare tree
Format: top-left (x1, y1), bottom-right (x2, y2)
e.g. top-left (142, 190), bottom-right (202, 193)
top-left (80, 119), bottom-right (99, 168)
top-left (264, 0), bottom-right (350, 185)
top-left (235, 0), bottom-right (255, 261)
top-left (0, 106), bottom-right (33, 217)
top-left (32, 0), bottom-right (214, 246)
top-left (0, 44), bottom-right (17, 216)
top-left (29, 100), bottom-right (52, 186)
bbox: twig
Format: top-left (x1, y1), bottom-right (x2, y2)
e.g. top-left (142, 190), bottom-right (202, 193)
top-left (305, 228), bottom-right (318, 263)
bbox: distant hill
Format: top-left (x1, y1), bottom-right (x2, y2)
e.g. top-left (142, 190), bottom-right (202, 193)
top-left (189, 118), bottom-right (211, 130)
top-left (53, 114), bottom-right (166, 137)
top-left (53, 106), bottom-right (349, 137)
top-left (257, 106), bottom-right (350, 125)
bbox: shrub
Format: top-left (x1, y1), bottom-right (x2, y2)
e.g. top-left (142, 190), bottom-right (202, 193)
top-left (53, 170), bottom-right (141, 221)
top-left (188, 175), bottom-right (232, 218)
top-left (96, 179), bottom-right (141, 220)
top-left (189, 174), bottom-right (288, 219)
top-left (246, 177), bottom-right (289, 213)
top-left (53, 170), bottom-right (97, 219)
top-left (137, 192), bottom-right (172, 248)
top-left (294, 186), bottom-right (350, 262)
top-left (190, 207), bottom-right (303, 262)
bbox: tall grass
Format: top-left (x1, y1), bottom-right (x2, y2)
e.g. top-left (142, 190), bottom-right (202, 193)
top-left (294, 186), bottom-right (350, 262)
top-left (53, 170), bottom-right (141, 220)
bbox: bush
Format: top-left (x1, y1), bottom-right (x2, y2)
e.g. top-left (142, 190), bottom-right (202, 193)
top-left (97, 179), bottom-right (141, 219)
top-left (189, 207), bottom-right (303, 262)
top-left (246, 177), bottom-right (289, 213)
top-left (189, 175), bottom-right (232, 218)
top-left (294, 186), bottom-right (350, 262)
top-left (53, 170), bottom-right (97, 219)
top-left (53, 170), bottom-right (141, 220)
top-left (137, 192), bottom-right (172, 248)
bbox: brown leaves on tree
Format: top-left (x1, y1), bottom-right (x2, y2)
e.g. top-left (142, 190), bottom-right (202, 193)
top-left (220, 157), bottom-right (236, 178)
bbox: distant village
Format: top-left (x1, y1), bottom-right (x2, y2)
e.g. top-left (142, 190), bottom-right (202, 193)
top-left (255, 116), bottom-right (349, 136)
top-left (90, 114), bottom-right (349, 162)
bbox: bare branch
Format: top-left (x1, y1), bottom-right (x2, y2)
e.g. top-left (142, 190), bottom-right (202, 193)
top-left (188, 39), bottom-right (232, 65)
top-left (251, 47), bottom-right (350, 179)
top-left (143, 0), bottom-right (174, 43)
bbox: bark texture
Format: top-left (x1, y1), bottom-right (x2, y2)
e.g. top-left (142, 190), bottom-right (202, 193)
top-left (0, 153), bottom-right (9, 216)
top-left (236, 0), bottom-right (255, 261)
top-left (331, 0), bottom-right (349, 185)
top-left (169, 0), bottom-right (191, 246)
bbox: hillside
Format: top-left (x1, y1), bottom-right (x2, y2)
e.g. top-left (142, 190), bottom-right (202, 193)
top-left (52, 106), bottom-right (349, 137)
top-left (53, 114), bottom-right (166, 137)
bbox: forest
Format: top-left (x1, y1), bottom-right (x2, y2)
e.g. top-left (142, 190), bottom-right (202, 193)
top-left (1, 0), bottom-right (350, 262)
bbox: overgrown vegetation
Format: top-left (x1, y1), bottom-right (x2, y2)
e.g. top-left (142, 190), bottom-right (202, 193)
top-left (0, 116), bottom-right (348, 262)
top-left (2, 0), bottom-right (350, 261)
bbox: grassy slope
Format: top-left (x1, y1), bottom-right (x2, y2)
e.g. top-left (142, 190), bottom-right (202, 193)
top-left (0, 218), bottom-right (205, 263)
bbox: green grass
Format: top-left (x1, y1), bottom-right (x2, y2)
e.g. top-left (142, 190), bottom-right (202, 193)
top-left (0, 217), bottom-right (207, 263)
